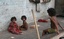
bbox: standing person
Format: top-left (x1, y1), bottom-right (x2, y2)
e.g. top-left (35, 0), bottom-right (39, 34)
top-left (20, 15), bottom-right (28, 30)
top-left (8, 17), bottom-right (22, 34)
top-left (42, 8), bottom-right (64, 36)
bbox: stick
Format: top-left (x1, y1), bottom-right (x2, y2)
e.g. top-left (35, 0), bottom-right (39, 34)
top-left (31, 9), bottom-right (40, 39)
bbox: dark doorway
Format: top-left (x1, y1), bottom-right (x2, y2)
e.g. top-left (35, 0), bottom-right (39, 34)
top-left (55, 0), bottom-right (64, 17)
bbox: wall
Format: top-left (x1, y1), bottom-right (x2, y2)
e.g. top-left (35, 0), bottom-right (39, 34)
top-left (0, 0), bottom-right (55, 31)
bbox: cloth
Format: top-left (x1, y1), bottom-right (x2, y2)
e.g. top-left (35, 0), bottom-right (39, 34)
top-left (8, 22), bottom-right (21, 34)
top-left (48, 28), bottom-right (56, 33)
top-left (38, 19), bottom-right (48, 22)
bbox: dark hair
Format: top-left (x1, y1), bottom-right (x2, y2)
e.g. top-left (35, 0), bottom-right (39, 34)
top-left (47, 8), bottom-right (56, 17)
top-left (21, 15), bottom-right (27, 20)
top-left (11, 17), bottom-right (17, 21)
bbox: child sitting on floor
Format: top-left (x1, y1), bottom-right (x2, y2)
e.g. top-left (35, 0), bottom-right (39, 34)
top-left (20, 15), bottom-right (28, 30)
top-left (42, 8), bottom-right (64, 36)
top-left (8, 17), bottom-right (22, 34)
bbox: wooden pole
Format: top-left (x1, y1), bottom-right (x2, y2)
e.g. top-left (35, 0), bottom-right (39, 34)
top-left (31, 9), bottom-right (40, 39)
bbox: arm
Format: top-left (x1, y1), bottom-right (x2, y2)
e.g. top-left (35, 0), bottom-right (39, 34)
top-left (50, 16), bottom-right (59, 28)
top-left (23, 21), bottom-right (28, 29)
top-left (10, 22), bottom-right (14, 27)
top-left (58, 22), bottom-right (64, 30)
top-left (15, 23), bottom-right (20, 29)
top-left (50, 17), bottom-right (59, 25)
top-left (50, 17), bottom-right (64, 30)
top-left (50, 16), bottom-right (59, 33)
top-left (23, 21), bottom-right (28, 26)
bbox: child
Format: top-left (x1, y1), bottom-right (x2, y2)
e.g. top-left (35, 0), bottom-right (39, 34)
top-left (42, 8), bottom-right (64, 36)
top-left (20, 15), bottom-right (28, 30)
top-left (8, 17), bottom-right (22, 34)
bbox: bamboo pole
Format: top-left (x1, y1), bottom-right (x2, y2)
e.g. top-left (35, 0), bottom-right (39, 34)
top-left (31, 9), bottom-right (40, 39)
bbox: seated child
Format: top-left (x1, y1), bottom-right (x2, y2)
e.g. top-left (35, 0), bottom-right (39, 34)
top-left (42, 8), bottom-right (64, 36)
top-left (8, 17), bottom-right (22, 34)
top-left (20, 15), bottom-right (28, 30)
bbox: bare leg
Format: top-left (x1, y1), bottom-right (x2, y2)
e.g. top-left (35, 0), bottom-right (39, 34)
top-left (42, 31), bottom-right (45, 36)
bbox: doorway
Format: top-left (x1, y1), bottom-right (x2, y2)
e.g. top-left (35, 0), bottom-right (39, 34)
top-left (55, 0), bottom-right (64, 16)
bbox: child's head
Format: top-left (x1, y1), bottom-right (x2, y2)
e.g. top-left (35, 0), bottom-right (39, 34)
top-left (11, 17), bottom-right (17, 22)
top-left (47, 8), bottom-right (56, 17)
top-left (21, 15), bottom-right (27, 21)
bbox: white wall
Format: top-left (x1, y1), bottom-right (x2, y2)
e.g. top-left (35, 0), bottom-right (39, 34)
top-left (0, 0), bottom-right (55, 31)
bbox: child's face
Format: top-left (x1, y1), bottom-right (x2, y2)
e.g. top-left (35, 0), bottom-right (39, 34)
top-left (12, 19), bottom-right (16, 22)
top-left (22, 18), bottom-right (26, 21)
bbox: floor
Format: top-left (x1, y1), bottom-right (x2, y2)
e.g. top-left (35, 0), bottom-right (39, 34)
top-left (0, 17), bottom-right (64, 39)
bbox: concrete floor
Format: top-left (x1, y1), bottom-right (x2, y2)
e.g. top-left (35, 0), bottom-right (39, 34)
top-left (0, 17), bottom-right (64, 39)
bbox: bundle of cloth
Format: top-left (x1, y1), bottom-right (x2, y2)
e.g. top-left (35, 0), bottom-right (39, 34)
top-left (38, 19), bottom-right (48, 22)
